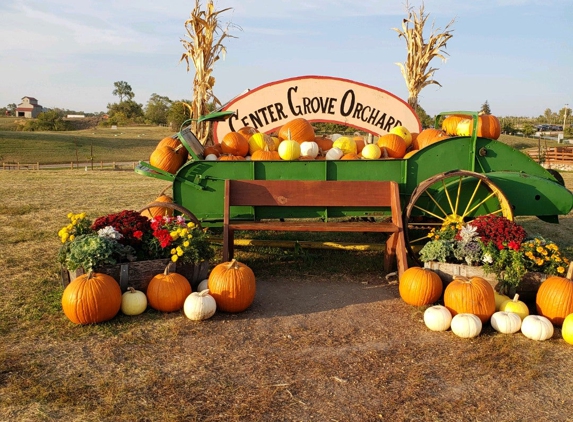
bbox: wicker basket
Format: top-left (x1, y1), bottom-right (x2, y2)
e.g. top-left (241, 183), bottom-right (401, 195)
top-left (61, 259), bottom-right (210, 293)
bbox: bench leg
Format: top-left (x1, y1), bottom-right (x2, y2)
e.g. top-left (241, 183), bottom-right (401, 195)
top-left (228, 229), bottom-right (235, 260)
top-left (384, 233), bottom-right (398, 275)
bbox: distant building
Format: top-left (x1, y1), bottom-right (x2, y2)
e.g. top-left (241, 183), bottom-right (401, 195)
top-left (16, 96), bottom-right (43, 118)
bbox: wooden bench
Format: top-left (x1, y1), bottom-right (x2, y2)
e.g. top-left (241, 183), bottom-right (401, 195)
top-left (223, 179), bottom-right (408, 277)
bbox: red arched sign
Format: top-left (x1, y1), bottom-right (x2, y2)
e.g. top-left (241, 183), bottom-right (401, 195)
top-left (213, 75), bottom-right (421, 144)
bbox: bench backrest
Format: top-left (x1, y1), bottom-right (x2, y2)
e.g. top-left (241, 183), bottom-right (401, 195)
top-left (225, 179), bottom-right (399, 208)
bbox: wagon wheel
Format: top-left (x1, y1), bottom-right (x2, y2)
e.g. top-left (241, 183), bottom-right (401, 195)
top-left (404, 170), bottom-right (513, 266)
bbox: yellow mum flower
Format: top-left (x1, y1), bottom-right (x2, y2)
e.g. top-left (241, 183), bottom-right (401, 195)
top-left (61, 234), bottom-right (69, 243)
top-left (536, 247), bottom-right (544, 253)
top-left (536, 259), bottom-right (544, 266)
top-left (67, 212), bottom-right (73, 218)
top-left (187, 222), bottom-right (196, 229)
top-left (170, 248), bottom-right (176, 254)
top-left (176, 247), bottom-right (183, 256)
top-left (69, 235), bottom-right (75, 241)
top-left (183, 241), bottom-right (190, 247)
top-left (171, 255), bottom-right (178, 262)
top-left (79, 212), bottom-right (86, 219)
top-left (170, 231), bottom-right (178, 240)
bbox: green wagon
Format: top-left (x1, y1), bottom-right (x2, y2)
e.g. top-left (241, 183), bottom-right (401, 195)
top-left (136, 111), bottom-right (573, 264)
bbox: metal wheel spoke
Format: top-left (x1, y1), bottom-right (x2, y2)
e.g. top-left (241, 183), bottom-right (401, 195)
top-left (441, 179), bottom-right (456, 215)
top-left (461, 179), bottom-right (483, 218)
top-left (463, 191), bottom-right (497, 217)
top-left (454, 176), bottom-right (463, 216)
top-left (413, 204), bottom-right (446, 221)
top-left (424, 190), bottom-right (449, 218)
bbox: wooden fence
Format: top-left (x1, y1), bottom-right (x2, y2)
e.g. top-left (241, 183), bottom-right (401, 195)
top-left (524, 147), bottom-right (573, 167)
top-left (1, 161), bottom-right (139, 171)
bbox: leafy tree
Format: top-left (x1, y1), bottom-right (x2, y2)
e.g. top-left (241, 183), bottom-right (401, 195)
top-left (501, 120), bottom-right (516, 135)
top-left (145, 93), bottom-right (172, 125)
top-left (414, 104), bottom-right (433, 129)
top-left (480, 101), bottom-right (491, 115)
top-left (22, 109), bottom-right (71, 131)
top-left (543, 108), bottom-right (553, 121)
top-left (107, 100), bottom-right (144, 123)
top-left (112, 81), bottom-right (135, 103)
top-left (522, 123), bottom-right (536, 138)
top-left (167, 100), bottom-right (193, 130)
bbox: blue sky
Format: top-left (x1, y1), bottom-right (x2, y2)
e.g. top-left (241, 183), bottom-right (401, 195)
top-left (0, 0), bottom-right (571, 117)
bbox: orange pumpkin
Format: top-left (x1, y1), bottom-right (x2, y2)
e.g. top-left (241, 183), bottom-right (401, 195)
top-left (353, 133), bottom-right (365, 153)
top-left (62, 272), bottom-right (122, 324)
top-left (219, 154), bottom-right (246, 161)
top-left (149, 145), bottom-right (187, 174)
top-left (443, 276), bottom-right (495, 323)
top-left (147, 265), bottom-right (192, 312)
top-left (157, 136), bottom-right (189, 161)
top-left (341, 153), bottom-right (361, 160)
top-left (377, 133), bottom-right (407, 158)
top-left (441, 115), bottom-right (467, 136)
top-left (474, 115), bottom-right (501, 140)
top-left (251, 148), bottom-right (281, 161)
top-left (208, 259), bottom-right (256, 313)
top-left (314, 136), bottom-right (333, 153)
top-left (278, 118), bottom-right (315, 144)
top-left (413, 128), bottom-right (449, 149)
top-left (399, 267), bottom-right (443, 307)
top-left (140, 194), bottom-right (174, 219)
top-left (204, 144), bottom-right (222, 157)
top-left (536, 274), bottom-right (573, 326)
top-left (237, 126), bottom-right (259, 139)
top-left (221, 132), bottom-right (249, 157)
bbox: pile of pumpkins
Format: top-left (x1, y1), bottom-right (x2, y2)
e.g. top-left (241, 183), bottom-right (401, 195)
top-left (61, 259), bottom-right (256, 325)
top-left (147, 113), bottom-right (503, 175)
top-left (399, 266), bottom-right (573, 343)
top-left (211, 117), bottom-right (418, 161)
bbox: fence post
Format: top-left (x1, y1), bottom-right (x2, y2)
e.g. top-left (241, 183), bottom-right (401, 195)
top-left (100, 161), bottom-right (103, 170)
top-left (37, 162), bottom-right (39, 170)
top-left (71, 162), bottom-right (73, 170)
top-left (17, 162), bottom-right (20, 170)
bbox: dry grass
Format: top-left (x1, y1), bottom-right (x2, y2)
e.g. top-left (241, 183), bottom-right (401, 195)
top-left (1, 170), bottom-right (573, 422)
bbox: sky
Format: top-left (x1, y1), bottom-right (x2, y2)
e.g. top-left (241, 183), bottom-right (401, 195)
top-left (1, 0), bottom-right (571, 118)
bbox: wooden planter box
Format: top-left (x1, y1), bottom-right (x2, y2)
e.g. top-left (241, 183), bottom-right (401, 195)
top-left (423, 261), bottom-right (547, 302)
top-left (61, 259), bottom-right (210, 293)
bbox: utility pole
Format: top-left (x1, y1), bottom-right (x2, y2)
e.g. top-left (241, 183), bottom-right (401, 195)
top-left (564, 103), bottom-right (569, 131)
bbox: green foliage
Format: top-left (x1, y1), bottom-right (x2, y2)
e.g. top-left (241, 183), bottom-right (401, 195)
top-left (145, 93), bottom-right (172, 125)
top-left (522, 123), bottom-right (536, 137)
top-left (501, 121), bottom-right (517, 135)
top-left (167, 100), bottom-right (193, 130)
top-left (112, 81), bottom-right (135, 103)
top-left (480, 101), bottom-right (491, 115)
top-left (21, 110), bottom-right (72, 131)
top-left (565, 126), bottom-right (573, 139)
top-left (313, 122), bottom-right (355, 136)
top-left (414, 104), bottom-right (433, 128)
top-left (58, 234), bottom-right (135, 271)
top-left (105, 100), bottom-right (145, 125)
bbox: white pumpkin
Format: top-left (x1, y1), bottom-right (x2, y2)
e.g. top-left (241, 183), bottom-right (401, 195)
top-left (204, 154), bottom-right (218, 161)
top-left (184, 289), bottom-right (217, 321)
top-left (300, 141), bottom-right (319, 159)
top-left (521, 315), bottom-right (554, 341)
top-left (450, 313), bottom-right (482, 338)
top-left (121, 287), bottom-right (148, 316)
top-left (423, 305), bottom-right (452, 332)
top-left (197, 278), bottom-right (209, 292)
top-left (325, 147), bottom-right (343, 160)
top-left (490, 311), bottom-right (522, 334)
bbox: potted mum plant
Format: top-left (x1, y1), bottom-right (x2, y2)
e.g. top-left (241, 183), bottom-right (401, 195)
top-left (420, 214), bottom-right (569, 297)
top-left (58, 210), bottom-right (214, 292)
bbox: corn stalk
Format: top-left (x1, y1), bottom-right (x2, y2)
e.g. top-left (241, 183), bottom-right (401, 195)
top-left (180, 0), bottom-right (237, 145)
top-left (393, 1), bottom-right (455, 110)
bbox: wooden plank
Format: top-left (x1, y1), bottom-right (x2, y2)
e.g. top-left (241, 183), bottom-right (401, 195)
top-left (229, 180), bottom-right (394, 207)
top-left (229, 221), bottom-right (399, 232)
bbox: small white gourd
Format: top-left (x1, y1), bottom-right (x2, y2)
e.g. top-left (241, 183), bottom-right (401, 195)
top-left (490, 311), bottom-right (522, 334)
top-left (450, 313), bottom-right (482, 338)
top-left (121, 287), bottom-right (148, 316)
top-left (521, 315), bottom-right (554, 341)
top-left (184, 289), bottom-right (217, 321)
top-left (197, 278), bottom-right (209, 292)
top-left (423, 305), bottom-right (452, 332)
top-left (325, 147), bottom-right (343, 160)
top-left (204, 154), bottom-right (218, 161)
top-left (300, 141), bottom-right (319, 159)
